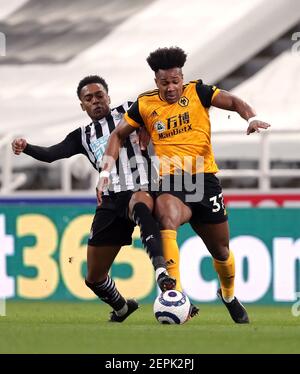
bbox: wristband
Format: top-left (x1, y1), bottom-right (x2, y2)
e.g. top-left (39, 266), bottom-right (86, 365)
top-left (99, 170), bottom-right (110, 178)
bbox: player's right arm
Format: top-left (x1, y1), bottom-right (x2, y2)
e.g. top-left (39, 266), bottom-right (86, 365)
top-left (11, 129), bottom-right (83, 162)
top-left (12, 138), bottom-right (27, 155)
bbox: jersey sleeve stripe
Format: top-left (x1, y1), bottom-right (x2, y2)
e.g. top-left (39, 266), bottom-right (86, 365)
top-left (212, 88), bottom-right (220, 101)
top-left (124, 112), bottom-right (140, 128)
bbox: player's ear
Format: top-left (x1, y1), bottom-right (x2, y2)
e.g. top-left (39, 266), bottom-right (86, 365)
top-left (80, 102), bottom-right (86, 112)
top-left (108, 96), bottom-right (111, 104)
top-left (154, 78), bottom-right (158, 87)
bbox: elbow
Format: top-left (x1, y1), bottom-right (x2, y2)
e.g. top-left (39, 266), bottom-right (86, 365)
top-left (45, 156), bottom-right (57, 163)
top-left (41, 158), bottom-right (53, 163)
top-left (233, 96), bottom-right (252, 114)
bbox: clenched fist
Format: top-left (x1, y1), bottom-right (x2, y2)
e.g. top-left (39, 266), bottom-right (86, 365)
top-left (12, 138), bottom-right (27, 155)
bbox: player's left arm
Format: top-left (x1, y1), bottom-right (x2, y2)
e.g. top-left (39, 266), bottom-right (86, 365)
top-left (97, 99), bottom-right (147, 205)
top-left (211, 90), bottom-right (271, 135)
top-left (102, 118), bottom-right (136, 170)
top-left (96, 118), bottom-right (136, 204)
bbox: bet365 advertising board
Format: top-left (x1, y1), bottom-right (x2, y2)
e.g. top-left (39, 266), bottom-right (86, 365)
top-left (0, 196), bottom-right (299, 304)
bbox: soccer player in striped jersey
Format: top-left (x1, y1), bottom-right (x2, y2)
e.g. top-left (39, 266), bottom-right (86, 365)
top-left (12, 75), bottom-right (175, 322)
top-left (98, 47), bottom-right (271, 324)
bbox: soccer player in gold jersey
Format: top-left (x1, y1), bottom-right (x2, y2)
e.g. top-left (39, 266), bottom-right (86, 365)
top-left (97, 47), bottom-right (270, 323)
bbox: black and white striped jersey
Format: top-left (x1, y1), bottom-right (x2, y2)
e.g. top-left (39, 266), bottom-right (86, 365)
top-left (80, 102), bottom-right (150, 193)
top-left (24, 102), bottom-right (151, 193)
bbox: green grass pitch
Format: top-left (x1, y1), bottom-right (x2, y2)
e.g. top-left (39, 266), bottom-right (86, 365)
top-left (0, 301), bottom-right (299, 354)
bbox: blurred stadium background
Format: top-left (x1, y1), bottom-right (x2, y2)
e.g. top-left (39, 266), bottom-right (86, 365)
top-left (0, 0), bottom-right (300, 354)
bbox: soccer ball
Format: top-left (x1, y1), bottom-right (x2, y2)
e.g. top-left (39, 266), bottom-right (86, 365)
top-left (153, 290), bottom-right (191, 324)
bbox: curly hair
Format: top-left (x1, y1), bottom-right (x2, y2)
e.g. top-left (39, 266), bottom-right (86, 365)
top-left (77, 75), bottom-right (109, 99)
top-left (146, 47), bottom-right (187, 72)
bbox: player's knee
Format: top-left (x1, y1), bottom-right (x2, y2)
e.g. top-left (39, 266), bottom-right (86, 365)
top-left (212, 245), bottom-right (230, 261)
top-left (129, 192), bottom-right (154, 215)
top-left (155, 200), bottom-right (182, 229)
top-left (158, 213), bottom-right (181, 230)
top-left (155, 195), bottom-right (191, 230)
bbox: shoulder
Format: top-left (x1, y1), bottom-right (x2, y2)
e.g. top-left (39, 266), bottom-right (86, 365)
top-left (138, 88), bottom-right (159, 100)
top-left (78, 123), bottom-right (92, 135)
top-left (63, 127), bottom-right (86, 151)
top-left (185, 78), bottom-right (203, 89)
top-left (193, 79), bottom-right (218, 94)
top-left (194, 80), bottom-right (219, 108)
top-left (67, 126), bottom-right (84, 138)
top-left (182, 79), bottom-right (206, 96)
top-left (112, 101), bottom-right (133, 114)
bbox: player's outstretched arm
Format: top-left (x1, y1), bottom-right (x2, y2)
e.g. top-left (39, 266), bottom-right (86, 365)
top-left (11, 130), bottom-right (82, 162)
top-left (211, 90), bottom-right (271, 135)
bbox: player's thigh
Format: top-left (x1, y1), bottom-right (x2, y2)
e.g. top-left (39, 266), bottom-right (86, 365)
top-left (86, 244), bottom-right (121, 282)
top-left (89, 196), bottom-right (135, 245)
top-left (155, 193), bottom-right (192, 230)
top-left (191, 221), bottom-right (230, 260)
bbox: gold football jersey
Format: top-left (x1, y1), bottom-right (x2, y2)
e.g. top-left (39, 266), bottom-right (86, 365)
top-left (124, 79), bottom-right (220, 175)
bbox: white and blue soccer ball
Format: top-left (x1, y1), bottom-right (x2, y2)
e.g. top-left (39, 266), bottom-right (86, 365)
top-left (153, 290), bottom-right (191, 324)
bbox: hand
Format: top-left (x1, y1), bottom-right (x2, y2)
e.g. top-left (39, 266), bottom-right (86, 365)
top-left (247, 120), bottom-right (271, 135)
top-left (12, 138), bottom-right (27, 155)
top-left (96, 174), bottom-right (110, 206)
top-left (132, 128), bottom-right (150, 151)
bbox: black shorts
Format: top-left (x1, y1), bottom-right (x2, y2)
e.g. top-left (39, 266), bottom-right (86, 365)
top-left (156, 173), bottom-right (228, 225)
top-left (88, 191), bottom-right (135, 247)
